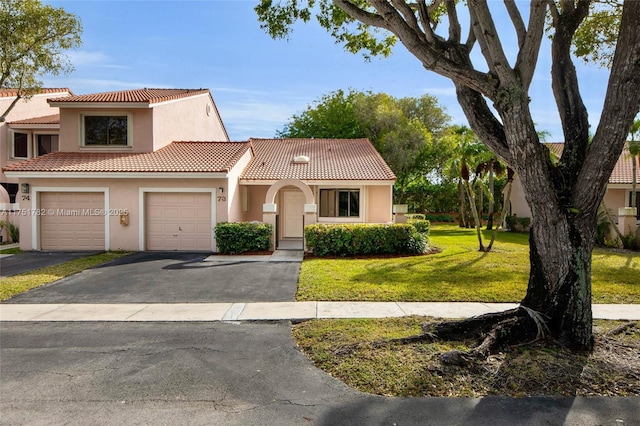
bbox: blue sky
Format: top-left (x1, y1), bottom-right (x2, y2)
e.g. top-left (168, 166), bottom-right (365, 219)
top-left (43, 1), bottom-right (612, 142)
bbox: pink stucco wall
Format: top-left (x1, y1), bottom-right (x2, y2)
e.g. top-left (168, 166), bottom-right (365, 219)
top-left (510, 176), bottom-right (632, 220)
top-left (151, 94), bottom-right (228, 150)
top-left (57, 108), bottom-right (154, 153)
top-left (15, 177), bottom-right (227, 251)
top-left (366, 185), bottom-right (393, 223)
top-left (1, 91), bottom-right (68, 184)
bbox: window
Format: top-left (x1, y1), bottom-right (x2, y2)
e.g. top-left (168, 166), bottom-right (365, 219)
top-left (629, 191), bottom-right (640, 219)
top-left (37, 134), bottom-right (59, 156)
top-left (319, 189), bottom-right (360, 217)
top-left (11, 131), bottom-right (29, 158)
top-left (83, 115), bottom-right (129, 146)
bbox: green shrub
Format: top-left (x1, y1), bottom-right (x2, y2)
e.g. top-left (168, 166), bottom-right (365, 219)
top-left (406, 213), bottom-right (425, 220)
top-left (407, 218), bottom-right (431, 234)
top-left (505, 215), bottom-right (531, 233)
top-left (214, 222), bottom-right (272, 254)
top-left (304, 223), bottom-right (427, 256)
top-left (424, 214), bottom-right (455, 223)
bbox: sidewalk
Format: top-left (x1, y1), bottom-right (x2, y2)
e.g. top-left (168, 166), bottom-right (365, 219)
top-left (1, 301), bottom-right (638, 322)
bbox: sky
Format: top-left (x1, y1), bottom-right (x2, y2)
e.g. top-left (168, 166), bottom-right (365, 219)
top-left (43, 0), bottom-right (613, 142)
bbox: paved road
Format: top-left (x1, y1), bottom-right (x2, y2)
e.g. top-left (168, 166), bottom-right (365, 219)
top-left (4, 252), bottom-right (300, 303)
top-left (2, 321), bottom-right (638, 426)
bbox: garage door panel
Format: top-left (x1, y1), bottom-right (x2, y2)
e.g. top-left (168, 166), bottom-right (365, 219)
top-left (40, 192), bottom-right (105, 251)
top-left (145, 192), bottom-right (212, 251)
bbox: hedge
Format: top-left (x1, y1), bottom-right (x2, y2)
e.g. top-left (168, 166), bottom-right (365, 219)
top-left (214, 222), bottom-right (272, 254)
top-left (304, 223), bottom-right (428, 256)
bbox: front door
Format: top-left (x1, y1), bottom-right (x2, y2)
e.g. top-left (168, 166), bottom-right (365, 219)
top-left (282, 190), bottom-right (305, 238)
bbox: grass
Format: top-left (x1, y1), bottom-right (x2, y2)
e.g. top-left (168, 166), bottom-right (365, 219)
top-left (0, 251), bottom-right (130, 301)
top-left (293, 317), bottom-right (640, 397)
top-left (298, 224), bottom-right (640, 303)
top-left (0, 247), bottom-right (21, 255)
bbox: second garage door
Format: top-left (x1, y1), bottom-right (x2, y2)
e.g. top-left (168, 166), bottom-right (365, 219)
top-left (145, 192), bottom-right (212, 251)
top-left (40, 192), bottom-right (105, 250)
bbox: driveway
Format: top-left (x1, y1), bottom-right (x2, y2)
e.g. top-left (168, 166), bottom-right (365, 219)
top-left (0, 251), bottom-right (100, 278)
top-left (1, 321), bottom-right (638, 426)
top-left (3, 251), bottom-right (300, 304)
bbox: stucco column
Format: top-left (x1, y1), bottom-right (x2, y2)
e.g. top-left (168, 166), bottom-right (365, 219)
top-left (618, 207), bottom-right (638, 236)
top-left (263, 203), bottom-right (277, 250)
top-left (393, 204), bottom-right (408, 224)
top-left (303, 204), bottom-right (317, 251)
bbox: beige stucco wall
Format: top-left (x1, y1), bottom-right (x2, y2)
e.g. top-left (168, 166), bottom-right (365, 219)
top-left (1, 91), bottom-right (67, 184)
top-left (366, 185), bottom-right (394, 223)
top-left (242, 185), bottom-right (270, 222)
top-left (225, 149), bottom-right (253, 222)
top-left (14, 177), bottom-right (227, 251)
top-left (239, 182), bottom-right (394, 225)
top-left (510, 176), bottom-right (632, 221)
top-left (151, 94), bottom-right (228, 150)
top-left (509, 176), bottom-right (532, 218)
top-left (58, 108), bottom-right (154, 153)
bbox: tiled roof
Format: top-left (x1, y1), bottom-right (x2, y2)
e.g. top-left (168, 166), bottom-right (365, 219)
top-left (47, 88), bottom-right (210, 104)
top-left (2, 142), bottom-right (249, 174)
top-left (544, 142), bottom-right (637, 185)
top-left (241, 138), bottom-right (396, 181)
top-left (8, 114), bottom-right (60, 125)
top-left (0, 88), bottom-right (72, 98)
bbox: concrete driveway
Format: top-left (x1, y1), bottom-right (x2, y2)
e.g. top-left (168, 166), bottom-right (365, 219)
top-left (4, 251), bottom-right (301, 304)
top-left (2, 321), bottom-right (637, 426)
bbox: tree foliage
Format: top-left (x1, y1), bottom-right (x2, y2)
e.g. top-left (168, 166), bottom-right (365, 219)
top-left (278, 89), bottom-right (452, 202)
top-left (0, 0), bottom-right (82, 120)
top-left (256, 0), bottom-right (640, 353)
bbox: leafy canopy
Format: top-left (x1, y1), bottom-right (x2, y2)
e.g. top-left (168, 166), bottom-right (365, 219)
top-left (0, 0), bottom-right (82, 94)
top-left (278, 89), bottom-right (451, 194)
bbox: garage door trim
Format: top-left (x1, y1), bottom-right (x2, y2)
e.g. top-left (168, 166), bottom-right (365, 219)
top-left (32, 187), bottom-right (110, 251)
top-left (139, 187), bottom-right (217, 251)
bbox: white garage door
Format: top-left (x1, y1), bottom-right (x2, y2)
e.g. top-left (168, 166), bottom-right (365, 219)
top-left (145, 192), bottom-right (212, 251)
top-left (40, 192), bottom-right (105, 250)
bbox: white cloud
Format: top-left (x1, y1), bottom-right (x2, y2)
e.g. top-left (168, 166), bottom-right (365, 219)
top-left (67, 50), bottom-right (128, 70)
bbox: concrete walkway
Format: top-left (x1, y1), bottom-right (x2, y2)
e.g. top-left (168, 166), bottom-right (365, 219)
top-left (2, 301), bottom-right (638, 322)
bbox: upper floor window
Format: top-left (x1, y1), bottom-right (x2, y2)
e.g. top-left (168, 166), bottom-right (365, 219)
top-left (319, 189), bottom-right (360, 217)
top-left (37, 134), bottom-right (59, 156)
top-left (10, 131), bottom-right (29, 159)
top-left (82, 114), bottom-right (130, 146)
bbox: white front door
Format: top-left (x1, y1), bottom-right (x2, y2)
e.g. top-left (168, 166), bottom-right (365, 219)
top-left (282, 190), bottom-right (305, 238)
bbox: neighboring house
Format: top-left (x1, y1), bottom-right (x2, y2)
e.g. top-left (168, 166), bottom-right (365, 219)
top-left (510, 142), bottom-right (640, 222)
top-left (1, 88), bottom-right (73, 204)
top-left (2, 88), bottom-right (396, 252)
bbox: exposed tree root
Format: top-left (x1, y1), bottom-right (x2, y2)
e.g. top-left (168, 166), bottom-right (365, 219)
top-left (363, 307), bottom-right (547, 366)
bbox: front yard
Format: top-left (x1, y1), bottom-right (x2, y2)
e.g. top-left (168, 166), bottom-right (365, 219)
top-left (298, 224), bottom-right (640, 304)
top-left (295, 224), bottom-right (640, 397)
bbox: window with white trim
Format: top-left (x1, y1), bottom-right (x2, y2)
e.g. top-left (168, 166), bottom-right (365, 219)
top-left (82, 113), bottom-right (130, 146)
top-left (319, 189), bottom-right (360, 217)
top-left (10, 130), bottom-right (29, 159)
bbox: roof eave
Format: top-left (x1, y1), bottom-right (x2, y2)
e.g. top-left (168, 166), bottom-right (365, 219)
top-left (4, 171), bottom-right (229, 179)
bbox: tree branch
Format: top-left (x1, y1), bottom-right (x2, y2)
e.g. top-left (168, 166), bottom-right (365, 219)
top-left (514, 0), bottom-right (547, 91)
top-left (445, 0), bottom-right (461, 43)
top-left (390, 0), bottom-right (425, 41)
top-left (575, 0), bottom-right (640, 217)
top-left (468, 0), bottom-right (517, 86)
top-left (333, 0), bottom-right (391, 30)
top-left (503, 0), bottom-right (526, 49)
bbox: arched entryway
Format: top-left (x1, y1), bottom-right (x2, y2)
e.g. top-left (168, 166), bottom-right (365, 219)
top-left (262, 179), bottom-right (317, 249)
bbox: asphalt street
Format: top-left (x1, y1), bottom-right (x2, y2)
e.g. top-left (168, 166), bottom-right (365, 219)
top-left (1, 321), bottom-right (638, 426)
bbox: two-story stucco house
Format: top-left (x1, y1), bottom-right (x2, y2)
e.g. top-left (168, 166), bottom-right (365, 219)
top-left (3, 88), bottom-right (396, 252)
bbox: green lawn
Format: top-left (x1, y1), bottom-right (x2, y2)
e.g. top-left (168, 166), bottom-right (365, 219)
top-left (0, 251), bottom-right (130, 301)
top-left (298, 225), bottom-right (640, 303)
